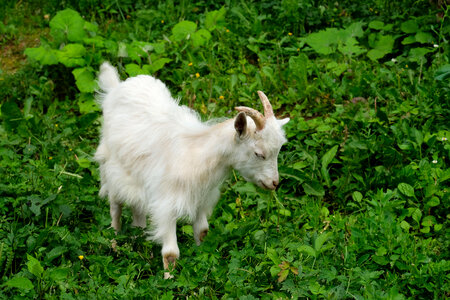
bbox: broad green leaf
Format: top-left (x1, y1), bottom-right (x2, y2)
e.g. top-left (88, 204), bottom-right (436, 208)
top-left (322, 145), bottom-right (339, 170)
top-left (278, 209), bottom-right (291, 216)
top-left (49, 268), bottom-right (70, 282)
top-left (400, 220), bottom-right (411, 231)
top-left (426, 197), bottom-right (440, 207)
top-left (367, 49), bottom-right (385, 61)
top-left (23, 97), bottom-right (34, 120)
top-left (409, 47), bottom-right (434, 63)
top-left (402, 35), bottom-right (417, 45)
top-left (24, 46), bottom-right (58, 65)
top-left (292, 161), bottom-right (308, 170)
top-left (277, 269), bottom-right (289, 283)
top-left (72, 67), bottom-right (97, 92)
top-left (367, 34), bottom-right (396, 61)
top-left (83, 20), bottom-right (98, 33)
top-left (415, 32), bottom-right (434, 44)
top-left (344, 22), bottom-right (364, 38)
top-left (270, 265), bottom-right (281, 277)
top-left (434, 64), bottom-right (450, 81)
top-left (303, 181), bottom-right (325, 197)
top-left (261, 66), bottom-right (275, 83)
top-left (131, 41), bottom-right (154, 53)
top-left (376, 246), bottom-right (387, 256)
top-left (191, 29), bottom-right (212, 47)
top-left (298, 245), bottom-right (317, 258)
top-left (368, 20), bottom-right (385, 30)
top-left (171, 20), bottom-right (197, 42)
top-left (144, 58), bottom-right (172, 74)
top-left (83, 36), bottom-right (105, 48)
top-left (420, 226), bottom-right (430, 233)
top-left (314, 232), bottom-right (332, 252)
top-left (46, 246), bottom-right (68, 262)
top-left (338, 37), bottom-right (366, 57)
top-left (401, 20), bottom-right (419, 33)
top-left (327, 61), bottom-right (349, 76)
top-left (421, 216), bottom-right (435, 227)
top-left (4, 277), bottom-right (34, 290)
top-left (56, 43), bottom-right (86, 67)
top-left (151, 42), bottom-right (166, 54)
top-left (76, 157), bottom-right (91, 168)
top-left (125, 63), bottom-right (146, 77)
top-left (266, 248), bottom-right (280, 264)
top-left (434, 224), bottom-right (443, 231)
top-left (77, 93), bottom-right (99, 114)
top-left (411, 208), bottom-right (422, 224)
top-left (27, 254), bottom-right (44, 278)
top-left (398, 183), bottom-right (415, 197)
top-left (304, 28), bottom-right (340, 55)
top-left (181, 225), bottom-right (193, 235)
top-left (321, 206), bottom-right (330, 217)
top-left (309, 281), bottom-right (325, 295)
top-left (373, 255), bottom-right (389, 265)
top-left (321, 145), bottom-right (338, 186)
top-left (50, 8), bottom-right (87, 42)
top-left (352, 191), bottom-right (363, 202)
top-left (30, 201), bottom-right (41, 216)
top-left (205, 7), bottom-right (227, 31)
top-left (410, 127), bottom-right (423, 147)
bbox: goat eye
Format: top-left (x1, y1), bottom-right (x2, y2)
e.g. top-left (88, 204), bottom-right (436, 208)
top-left (255, 152), bottom-right (265, 160)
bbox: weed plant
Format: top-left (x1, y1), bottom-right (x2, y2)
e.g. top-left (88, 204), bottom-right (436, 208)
top-left (0, 0), bottom-right (449, 298)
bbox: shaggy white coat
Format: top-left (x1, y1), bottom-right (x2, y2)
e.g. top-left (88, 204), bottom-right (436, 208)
top-left (95, 62), bottom-right (289, 277)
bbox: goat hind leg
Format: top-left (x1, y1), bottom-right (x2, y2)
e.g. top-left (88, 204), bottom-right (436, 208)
top-left (131, 206), bottom-right (147, 228)
top-left (110, 200), bottom-right (123, 233)
top-left (193, 212), bottom-right (209, 246)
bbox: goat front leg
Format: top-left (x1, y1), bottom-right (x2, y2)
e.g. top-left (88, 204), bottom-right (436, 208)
top-left (131, 205), bottom-right (147, 228)
top-left (158, 218), bottom-right (179, 279)
top-left (193, 189), bottom-right (219, 245)
top-left (193, 212), bottom-right (209, 246)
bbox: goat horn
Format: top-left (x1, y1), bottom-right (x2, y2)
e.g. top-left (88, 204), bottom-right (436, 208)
top-left (257, 91), bottom-right (274, 118)
top-left (235, 106), bottom-right (265, 131)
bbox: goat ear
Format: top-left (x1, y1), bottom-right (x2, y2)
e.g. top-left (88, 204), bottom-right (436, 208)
top-left (234, 112), bottom-right (247, 137)
top-left (278, 118), bottom-right (290, 127)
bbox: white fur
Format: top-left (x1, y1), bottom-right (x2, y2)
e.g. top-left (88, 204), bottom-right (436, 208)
top-left (95, 62), bottom-right (289, 276)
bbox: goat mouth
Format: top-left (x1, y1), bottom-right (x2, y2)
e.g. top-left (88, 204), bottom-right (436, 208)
top-left (259, 181), bottom-right (272, 190)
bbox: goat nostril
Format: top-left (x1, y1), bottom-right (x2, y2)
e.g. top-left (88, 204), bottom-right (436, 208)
top-left (273, 180), bottom-right (279, 188)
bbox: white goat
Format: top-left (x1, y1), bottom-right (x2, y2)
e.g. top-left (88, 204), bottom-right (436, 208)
top-left (95, 62), bottom-right (289, 278)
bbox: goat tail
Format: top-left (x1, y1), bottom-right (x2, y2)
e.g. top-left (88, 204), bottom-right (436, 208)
top-left (98, 62), bottom-right (120, 93)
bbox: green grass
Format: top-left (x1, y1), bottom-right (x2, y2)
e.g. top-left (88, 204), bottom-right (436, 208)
top-left (1, 0), bottom-right (449, 298)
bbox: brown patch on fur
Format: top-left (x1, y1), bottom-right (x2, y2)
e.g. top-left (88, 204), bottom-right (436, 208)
top-left (163, 253), bottom-right (178, 270)
top-left (199, 229), bottom-right (208, 243)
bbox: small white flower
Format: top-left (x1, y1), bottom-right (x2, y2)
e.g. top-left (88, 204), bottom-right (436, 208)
top-left (441, 137), bottom-right (448, 141)
top-left (433, 44), bottom-right (439, 48)
top-left (432, 160), bottom-right (438, 164)
top-left (391, 58), bottom-right (397, 63)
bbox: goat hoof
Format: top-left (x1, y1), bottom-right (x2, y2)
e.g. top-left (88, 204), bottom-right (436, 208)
top-left (163, 253), bottom-right (178, 279)
top-left (111, 238), bottom-right (118, 252)
top-left (199, 229), bottom-right (208, 242)
top-left (163, 253), bottom-right (177, 279)
top-left (164, 271), bottom-right (174, 279)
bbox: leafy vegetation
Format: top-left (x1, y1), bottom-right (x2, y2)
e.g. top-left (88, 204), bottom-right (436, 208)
top-left (1, 0), bottom-right (449, 298)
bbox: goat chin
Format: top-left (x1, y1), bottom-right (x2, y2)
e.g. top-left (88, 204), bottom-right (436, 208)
top-left (95, 62), bottom-right (289, 278)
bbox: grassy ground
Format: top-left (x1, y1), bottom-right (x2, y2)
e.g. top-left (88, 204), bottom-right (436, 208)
top-left (1, 0), bottom-right (449, 298)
